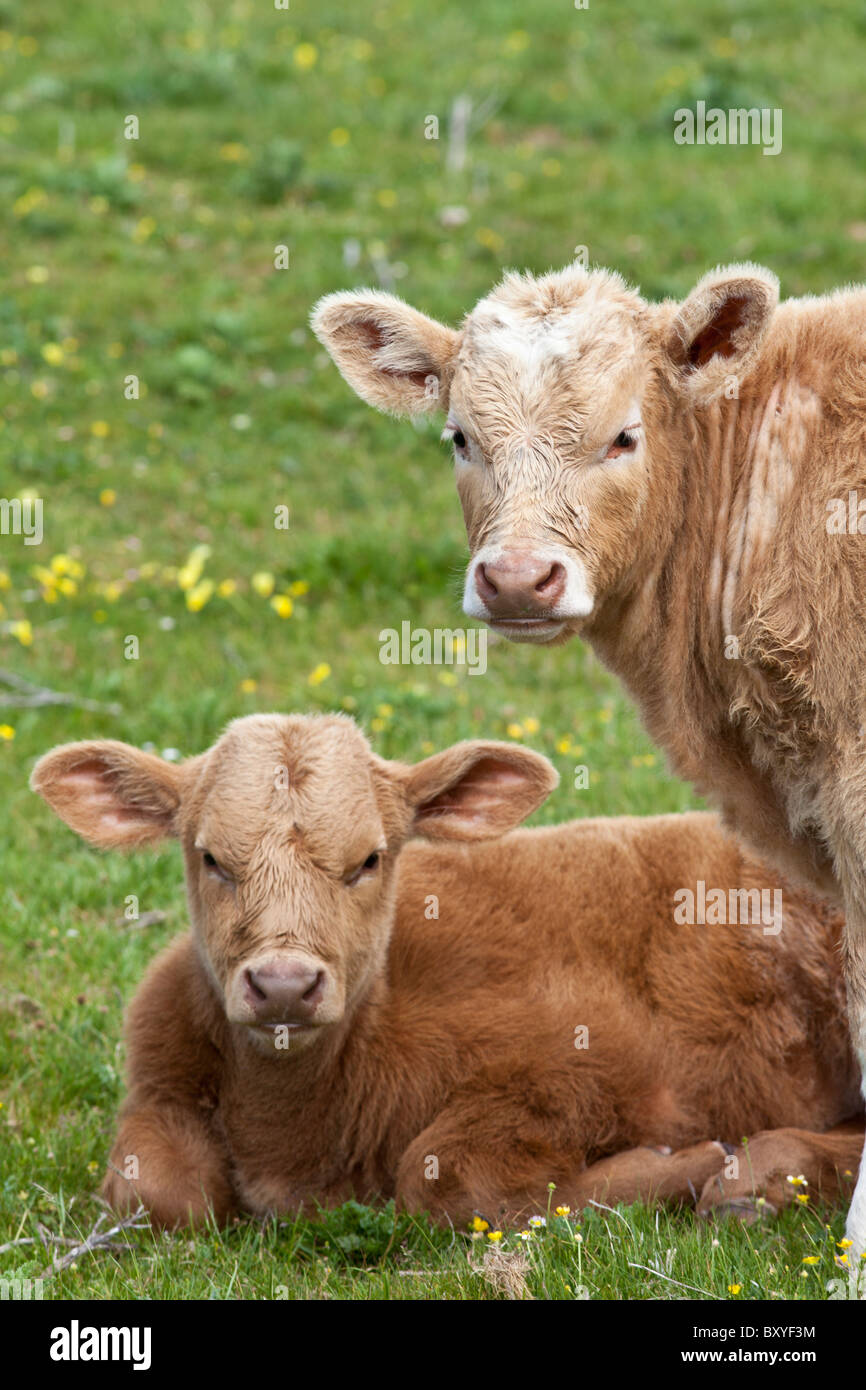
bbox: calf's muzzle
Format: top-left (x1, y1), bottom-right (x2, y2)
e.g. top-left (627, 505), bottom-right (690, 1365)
top-left (474, 550), bottom-right (567, 617)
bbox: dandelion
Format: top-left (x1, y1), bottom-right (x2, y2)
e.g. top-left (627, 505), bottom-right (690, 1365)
top-left (506, 723), bottom-right (523, 739)
top-left (487, 1230), bottom-right (503, 1242)
top-left (555, 1205), bottom-right (571, 1218)
top-left (293, 42), bottom-right (318, 69)
top-left (308, 663), bottom-right (331, 687)
top-left (838, 1238), bottom-right (854, 1249)
top-left (556, 736), bottom-right (572, 754)
top-left (186, 579), bottom-right (214, 612)
top-left (132, 217), bottom-right (157, 243)
top-left (523, 716), bottom-right (540, 735)
top-left (376, 703), bottom-right (394, 718)
top-left (727, 1283), bottom-right (741, 1295)
top-left (41, 342), bottom-right (64, 365)
top-left (0, 724), bottom-right (15, 740)
top-left (251, 571), bottom-right (275, 598)
top-left (796, 1193), bottom-right (810, 1204)
top-left (11, 620), bottom-right (33, 646)
top-left (270, 594), bottom-right (293, 619)
top-left (91, 421), bottom-right (111, 439)
top-left (178, 546), bottom-right (210, 591)
top-left (239, 678), bottom-right (258, 694)
top-left (475, 227), bottom-right (504, 253)
top-left (471, 1216), bottom-right (489, 1232)
top-left (290, 580), bottom-right (309, 596)
top-left (99, 488), bottom-right (116, 507)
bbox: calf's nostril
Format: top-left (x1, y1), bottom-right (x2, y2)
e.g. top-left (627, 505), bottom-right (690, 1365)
top-left (476, 562), bottom-right (498, 598)
top-left (302, 971), bottom-right (325, 1006)
top-left (245, 968), bottom-right (268, 1003)
top-left (535, 561), bottom-right (565, 595)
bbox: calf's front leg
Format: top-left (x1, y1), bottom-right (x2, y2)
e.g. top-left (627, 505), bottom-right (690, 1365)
top-left (103, 1103), bottom-right (235, 1229)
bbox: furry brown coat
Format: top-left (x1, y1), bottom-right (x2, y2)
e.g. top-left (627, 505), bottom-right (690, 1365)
top-left (32, 715), bottom-right (863, 1229)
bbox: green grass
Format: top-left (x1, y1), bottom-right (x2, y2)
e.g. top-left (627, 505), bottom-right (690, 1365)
top-left (1, 0), bottom-right (863, 1300)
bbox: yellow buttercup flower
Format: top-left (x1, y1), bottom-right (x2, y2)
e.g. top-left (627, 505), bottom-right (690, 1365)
top-left (270, 594), bottom-right (293, 619)
top-left (251, 571), bottom-right (275, 598)
top-left (186, 579), bottom-right (214, 612)
top-left (293, 42), bottom-right (318, 70)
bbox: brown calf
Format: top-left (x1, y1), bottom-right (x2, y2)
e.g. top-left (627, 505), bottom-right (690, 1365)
top-left (313, 263), bottom-right (866, 1254)
top-left (32, 714), bottom-right (862, 1229)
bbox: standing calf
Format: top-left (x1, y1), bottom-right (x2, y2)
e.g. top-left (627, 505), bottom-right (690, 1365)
top-left (32, 714), bottom-right (862, 1229)
top-left (313, 263), bottom-right (866, 1259)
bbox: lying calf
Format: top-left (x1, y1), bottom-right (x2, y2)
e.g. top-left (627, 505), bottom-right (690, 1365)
top-left (32, 714), bottom-right (863, 1229)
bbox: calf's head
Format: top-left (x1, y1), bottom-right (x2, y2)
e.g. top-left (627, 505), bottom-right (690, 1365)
top-left (31, 714), bottom-right (556, 1052)
top-left (313, 262), bottom-right (778, 644)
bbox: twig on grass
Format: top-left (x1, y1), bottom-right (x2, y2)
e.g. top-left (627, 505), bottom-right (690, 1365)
top-left (0, 668), bottom-right (121, 715)
top-left (39, 1206), bottom-right (150, 1278)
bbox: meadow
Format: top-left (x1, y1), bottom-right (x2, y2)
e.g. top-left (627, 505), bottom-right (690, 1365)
top-left (1, 0), bottom-right (864, 1300)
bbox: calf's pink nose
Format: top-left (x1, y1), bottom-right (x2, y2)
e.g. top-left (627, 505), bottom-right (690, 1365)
top-left (244, 960), bottom-right (325, 1023)
top-left (475, 551), bottom-right (566, 617)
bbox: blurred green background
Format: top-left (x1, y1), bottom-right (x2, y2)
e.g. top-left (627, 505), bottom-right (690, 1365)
top-left (1, 0), bottom-right (863, 1299)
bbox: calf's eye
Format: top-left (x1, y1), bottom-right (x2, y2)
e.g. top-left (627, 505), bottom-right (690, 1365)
top-left (346, 850), bottom-right (383, 885)
top-left (605, 426), bottom-right (641, 459)
top-left (442, 422), bottom-right (469, 454)
top-left (201, 849), bottom-right (232, 882)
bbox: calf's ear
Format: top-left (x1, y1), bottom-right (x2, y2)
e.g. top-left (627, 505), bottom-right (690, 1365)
top-left (404, 740), bottom-right (558, 841)
top-left (30, 740), bottom-right (183, 849)
top-left (311, 289), bottom-right (460, 417)
top-left (666, 263), bottom-right (779, 405)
